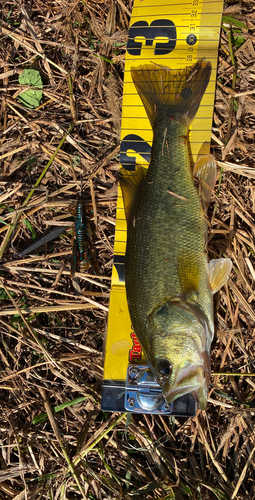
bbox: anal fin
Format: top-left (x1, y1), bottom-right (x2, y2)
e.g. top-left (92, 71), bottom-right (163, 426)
top-left (119, 165), bottom-right (147, 223)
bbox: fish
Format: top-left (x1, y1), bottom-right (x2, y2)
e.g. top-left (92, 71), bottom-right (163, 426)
top-left (70, 201), bottom-right (100, 277)
top-left (119, 59), bottom-right (232, 410)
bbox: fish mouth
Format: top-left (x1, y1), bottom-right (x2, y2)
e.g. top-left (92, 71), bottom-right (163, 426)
top-left (164, 365), bottom-right (208, 410)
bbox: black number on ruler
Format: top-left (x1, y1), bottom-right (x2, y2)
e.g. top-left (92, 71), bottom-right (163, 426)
top-left (113, 255), bottom-right (125, 282)
top-left (127, 19), bottom-right (177, 56)
top-left (120, 134), bottom-right (151, 171)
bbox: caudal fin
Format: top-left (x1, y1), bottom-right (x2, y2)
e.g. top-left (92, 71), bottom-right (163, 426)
top-left (131, 59), bottom-right (212, 128)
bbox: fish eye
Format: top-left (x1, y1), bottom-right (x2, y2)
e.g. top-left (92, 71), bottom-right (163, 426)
top-left (157, 360), bottom-right (173, 377)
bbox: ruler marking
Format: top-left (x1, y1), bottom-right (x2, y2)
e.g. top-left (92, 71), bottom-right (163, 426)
top-left (132, 0), bottom-right (222, 6)
top-left (131, 14), bottom-right (223, 18)
top-left (104, 0), bottom-right (224, 384)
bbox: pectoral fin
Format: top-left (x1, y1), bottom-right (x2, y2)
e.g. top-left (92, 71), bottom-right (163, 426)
top-left (193, 154), bottom-right (217, 214)
top-left (119, 165), bottom-right (147, 223)
top-left (207, 258), bottom-right (232, 294)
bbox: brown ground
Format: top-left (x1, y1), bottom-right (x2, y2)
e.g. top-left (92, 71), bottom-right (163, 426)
top-left (0, 0), bottom-right (255, 499)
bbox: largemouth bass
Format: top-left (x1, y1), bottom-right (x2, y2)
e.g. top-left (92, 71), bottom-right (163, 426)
top-left (120, 59), bottom-right (232, 410)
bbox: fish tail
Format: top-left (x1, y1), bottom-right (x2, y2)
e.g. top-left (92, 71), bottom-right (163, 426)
top-left (131, 59), bottom-right (212, 128)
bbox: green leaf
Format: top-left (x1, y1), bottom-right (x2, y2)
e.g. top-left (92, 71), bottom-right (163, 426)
top-left (0, 288), bottom-right (16, 300)
top-left (33, 396), bottom-right (90, 424)
top-left (233, 33), bottom-right (246, 47)
top-left (233, 99), bottom-right (238, 112)
top-left (37, 473), bottom-right (57, 482)
top-left (128, 482), bottom-right (161, 496)
top-left (23, 219), bottom-right (36, 239)
top-left (222, 15), bottom-right (248, 29)
top-left (0, 219), bottom-right (12, 227)
top-left (18, 69), bottom-right (43, 109)
top-left (112, 41), bottom-right (127, 47)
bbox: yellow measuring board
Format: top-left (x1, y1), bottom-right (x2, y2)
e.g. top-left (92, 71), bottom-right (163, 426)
top-left (102, 0), bottom-right (224, 412)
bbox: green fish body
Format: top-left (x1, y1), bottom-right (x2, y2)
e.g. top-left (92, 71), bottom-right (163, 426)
top-left (120, 60), bottom-right (232, 410)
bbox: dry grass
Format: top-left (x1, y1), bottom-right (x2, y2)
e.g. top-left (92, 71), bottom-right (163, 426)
top-left (0, 0), bottom-right (255, 499)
